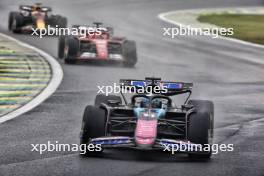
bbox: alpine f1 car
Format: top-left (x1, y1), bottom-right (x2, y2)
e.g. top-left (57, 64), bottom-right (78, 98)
top-left (58, 22), bottom-right (137, 67)
top-left (80, 77), bottom-right (214, 159)
top-left (8, 3), bottom-right (67, 33)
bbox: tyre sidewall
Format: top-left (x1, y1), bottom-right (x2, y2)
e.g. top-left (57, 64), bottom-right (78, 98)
top-left (123, 40), bottom-right (137, 67)
top-left (80, 105), bottom-right (106, 144)
top-left (65, 36), bottom-right (79, 63)
top-left (10, 12), bottom-right (24, 33)
top-left (58, 35), bottom-right (66, 59)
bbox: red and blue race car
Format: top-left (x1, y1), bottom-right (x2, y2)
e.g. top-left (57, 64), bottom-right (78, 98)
top-left (80, 77), bottom-right (214, 159)
top-left (8, 3), bottom-right (67, 33)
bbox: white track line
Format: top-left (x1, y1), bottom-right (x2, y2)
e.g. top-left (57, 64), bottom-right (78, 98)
top-left (0, 33), bottom-right (63, 124)
top-left (158, 10), bottom-right (264, 49)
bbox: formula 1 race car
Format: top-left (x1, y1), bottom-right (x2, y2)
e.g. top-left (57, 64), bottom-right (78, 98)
top-left (58, 22), bottom-right (137, 67)
top-left (80, 77), bottom-right (214, 159)
top-left (8, 3), bottom-right (67, 33)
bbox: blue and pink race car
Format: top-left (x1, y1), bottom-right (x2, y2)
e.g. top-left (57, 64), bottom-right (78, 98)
top-left (80, 77), bottom-right (214, 159)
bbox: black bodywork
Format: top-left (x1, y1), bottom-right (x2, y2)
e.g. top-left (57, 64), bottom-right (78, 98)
top-left (81, 77), bottom-right (214, 159)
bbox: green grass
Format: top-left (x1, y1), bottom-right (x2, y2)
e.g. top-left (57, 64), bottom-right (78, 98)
top-left (198, 14), bottom-right (264, 45)
top-left (0, 50), bottom-right (15, 54)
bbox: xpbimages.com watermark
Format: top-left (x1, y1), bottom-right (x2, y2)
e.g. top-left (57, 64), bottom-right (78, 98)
top-left (162, 25), bottom-right (234, 39)
top-left (31, 25), bottom-right (107, 38)
top-left (31, 141), bottom-right (102, 154)
top-left (162, 142), bottom-right (234, 155)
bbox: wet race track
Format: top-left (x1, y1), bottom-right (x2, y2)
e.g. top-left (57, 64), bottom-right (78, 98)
top-left (0, 0), bottom-right (264, 175)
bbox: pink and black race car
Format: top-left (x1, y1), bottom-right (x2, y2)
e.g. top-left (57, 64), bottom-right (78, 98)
top-left (80, 77), bottom-right (214, 159)
top-left (58, 22), bottom-right (137, 66)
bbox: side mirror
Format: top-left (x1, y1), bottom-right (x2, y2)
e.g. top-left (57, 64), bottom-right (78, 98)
top-left (182, 104), bottom-right (193, 110)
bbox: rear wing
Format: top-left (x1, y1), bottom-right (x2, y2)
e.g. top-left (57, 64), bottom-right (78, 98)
top-left (93, 22), bottom-right (113, 34)
top-left (19, 5), bottom-right (52, 12)
top-left (120, 77), bottom-right (193, 96)
top-left (71, 25), bottom-right (108, 33)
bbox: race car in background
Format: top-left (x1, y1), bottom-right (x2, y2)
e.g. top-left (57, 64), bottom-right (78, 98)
top-left (58, 22), bottom-right (137, 67)
top-left (8, 3), bottom-right (67, 33)
top-left (80, 77), bottom-right (214, 159)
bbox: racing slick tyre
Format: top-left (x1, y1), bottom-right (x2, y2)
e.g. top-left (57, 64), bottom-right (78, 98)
top-left (49, 15), bottom-right (67, 28)
top-left (188, 100), bottom-right (214, 135)
top-left (8, 12), bottom-right (15, 31)
top-left (57, 16), bottom-right (67, 28)
top-left (9, 12), bottom-right (24, 33)
top-left (187, 100), bottom-right (214, 159)
top-left (80, 105), bottom-right (106, 156)
top-left (94, 94), bottom-right (122, 107)
top-left (64, 36), bottom-right (79, 64)
top-left (123, 40), bottom-right (137, 67)
top-left (58, 35), bottom-right (66, 59)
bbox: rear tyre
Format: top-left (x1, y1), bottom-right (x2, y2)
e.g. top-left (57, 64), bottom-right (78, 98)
top-left (64, 36), bottom-right (79, 64)
top-left (9, 12), bottom-right (24, 33)
top-left (49, 15), bottom-right (67, 28)
top-left (80, 105), bottom-right (106, 156)
top-left (187, 100), bottom-right (214, 159)
top-left (58, 35), bottom-right (66, 59)
top-left (57, 16), bottom-right (67, 28)
top-left (94, 94), bottom-right (122, 107)
top-left (123, 40), bottom-right (137, 67)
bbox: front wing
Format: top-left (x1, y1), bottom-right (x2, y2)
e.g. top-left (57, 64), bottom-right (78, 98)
top-left (89, 136), bottom-right (208, 154)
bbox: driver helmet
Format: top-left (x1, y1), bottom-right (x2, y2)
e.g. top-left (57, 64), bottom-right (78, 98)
top-left (151, 99), bottom-right (163, 108)
top-left (139, 97), bottom-right (150, 108)
top-left (32, 3), bottom-right (42, 11)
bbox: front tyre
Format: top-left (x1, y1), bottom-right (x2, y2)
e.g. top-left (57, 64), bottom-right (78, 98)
top-left (64, 36), bottom-right (79, 64)
top-left (188, 100), bottom-right (214, 139)
top-left (8, 12), bottom-right (15, 31)
top-left (9, 12), bottom-right (24, 33)
top-left (80, 105), bottom-right (106, 156)
top-left (58, 35), bottom-right (66, 59)
top-left (187, 100), bottom-right (214, 159)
